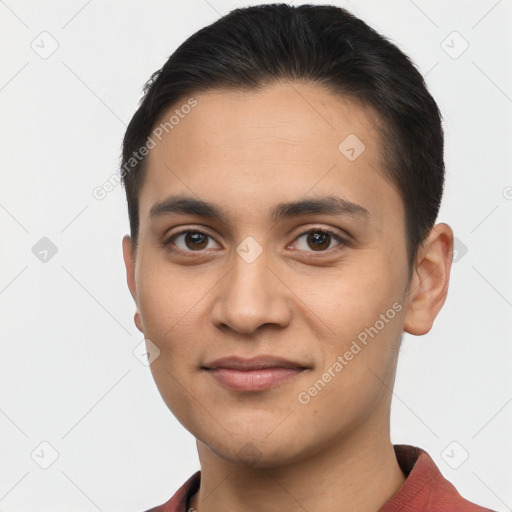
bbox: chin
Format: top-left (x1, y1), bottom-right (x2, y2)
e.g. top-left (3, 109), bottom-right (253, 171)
top-left (199, 430), bottom-right (312, 469)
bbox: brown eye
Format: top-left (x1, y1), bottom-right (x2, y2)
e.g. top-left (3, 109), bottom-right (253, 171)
top-left (183, 232), bottom-right (209, 250)
top-left (163, 230), bottom-right (218, 253)
top-left (307, 231), bottom-right (331, 251)
top-left (293, 229), bottom-right (346, 253)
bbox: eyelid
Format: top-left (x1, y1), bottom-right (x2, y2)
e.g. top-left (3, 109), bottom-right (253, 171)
top-left (162, 227), bottom-right (220, 255)
top-left (162, 225), bottom-right (349, 254)
top-left (289, 227), bottom-right (348, 252)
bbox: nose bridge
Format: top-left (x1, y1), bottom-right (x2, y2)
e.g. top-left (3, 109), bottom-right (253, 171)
top-left (213, 238), bottom-right (290, 333)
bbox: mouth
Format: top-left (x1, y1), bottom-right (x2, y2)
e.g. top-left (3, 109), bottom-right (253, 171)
top-left (202, 356), bottom-right (309, 392)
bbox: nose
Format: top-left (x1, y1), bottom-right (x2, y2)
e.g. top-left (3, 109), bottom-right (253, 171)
top-left (211, 247), bottom-right (292, 335)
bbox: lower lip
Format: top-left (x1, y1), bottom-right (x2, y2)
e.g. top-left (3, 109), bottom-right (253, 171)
top-left (208, 368), bottom-right (304, 391)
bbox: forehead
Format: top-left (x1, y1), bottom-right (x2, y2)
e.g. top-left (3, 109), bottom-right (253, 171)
top-left (139, 81), bottom-right (402, 229)
top-left (151, 82), bottom-right (382, 155)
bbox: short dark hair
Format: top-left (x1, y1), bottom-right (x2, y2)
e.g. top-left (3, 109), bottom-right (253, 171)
top-left (121, 3), bottom-right (445, 281)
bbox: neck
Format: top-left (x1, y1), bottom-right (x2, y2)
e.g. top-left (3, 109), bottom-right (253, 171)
top-left (189, 426), bottom-right (406, 512)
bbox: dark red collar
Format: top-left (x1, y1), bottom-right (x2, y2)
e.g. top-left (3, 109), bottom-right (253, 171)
top-left (143, 444), bottom-right (494, 512)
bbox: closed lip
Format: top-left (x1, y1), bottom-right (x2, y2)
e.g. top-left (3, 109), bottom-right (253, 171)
top-left (203, 355), bottom-right (309, 371)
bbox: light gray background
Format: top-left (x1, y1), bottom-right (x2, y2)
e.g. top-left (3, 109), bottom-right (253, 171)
top-left (0, 0), bottom-right (511, 511)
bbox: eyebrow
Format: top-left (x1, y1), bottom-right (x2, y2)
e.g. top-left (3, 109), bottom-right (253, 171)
top-left (149, 194), bottom-right (370, 224)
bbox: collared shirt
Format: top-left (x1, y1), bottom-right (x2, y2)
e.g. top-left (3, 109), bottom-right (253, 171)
top-left (143, 444), bottom-right (495, 512)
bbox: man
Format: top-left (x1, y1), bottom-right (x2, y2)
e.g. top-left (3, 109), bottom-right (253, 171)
top-left (120, 4), bottom-right (494, 511)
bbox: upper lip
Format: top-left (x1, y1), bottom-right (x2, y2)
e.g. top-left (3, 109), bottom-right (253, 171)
top-left (203, 356), bottom-right (308, 371)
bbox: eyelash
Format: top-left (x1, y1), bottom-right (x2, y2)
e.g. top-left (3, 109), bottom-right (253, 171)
top-left (162, 227), bottom-right (348, 256)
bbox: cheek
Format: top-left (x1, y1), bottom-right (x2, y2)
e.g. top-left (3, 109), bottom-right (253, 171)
top-left (304, 253), bottom-right (403, 335)
top-left (296, 301), bottom-right (403, 436)
top-left (135, 252), bottom-right (199, 338)
top-left (137, 268), bottom-right (204, 427)
top-left (301, 251), bottom-right (405, 396)
top-left (135, 255), bottom-right (217, 387)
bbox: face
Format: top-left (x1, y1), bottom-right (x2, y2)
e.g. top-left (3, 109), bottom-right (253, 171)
top-left (123, 82), bottom-right (416, 468)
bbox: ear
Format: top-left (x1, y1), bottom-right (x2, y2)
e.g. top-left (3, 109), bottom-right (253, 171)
top-left (122, 235), bottom-right (144, 333)
top-left (403, 223), bottom-right (454, 336)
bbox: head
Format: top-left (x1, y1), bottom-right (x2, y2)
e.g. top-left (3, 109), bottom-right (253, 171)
top-left (121, 4), bottom-right (453, 468)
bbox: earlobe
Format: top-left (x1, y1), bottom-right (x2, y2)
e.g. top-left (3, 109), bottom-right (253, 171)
top-left (134, 311), bottom-right (144, 333)
top-left (122, 235), bottom-right (144, 334)
top-left (403, 223), bottom-right (454, 336)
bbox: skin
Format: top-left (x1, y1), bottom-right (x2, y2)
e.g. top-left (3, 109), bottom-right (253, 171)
top-left (122, 81), bottom-right (454, 512)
